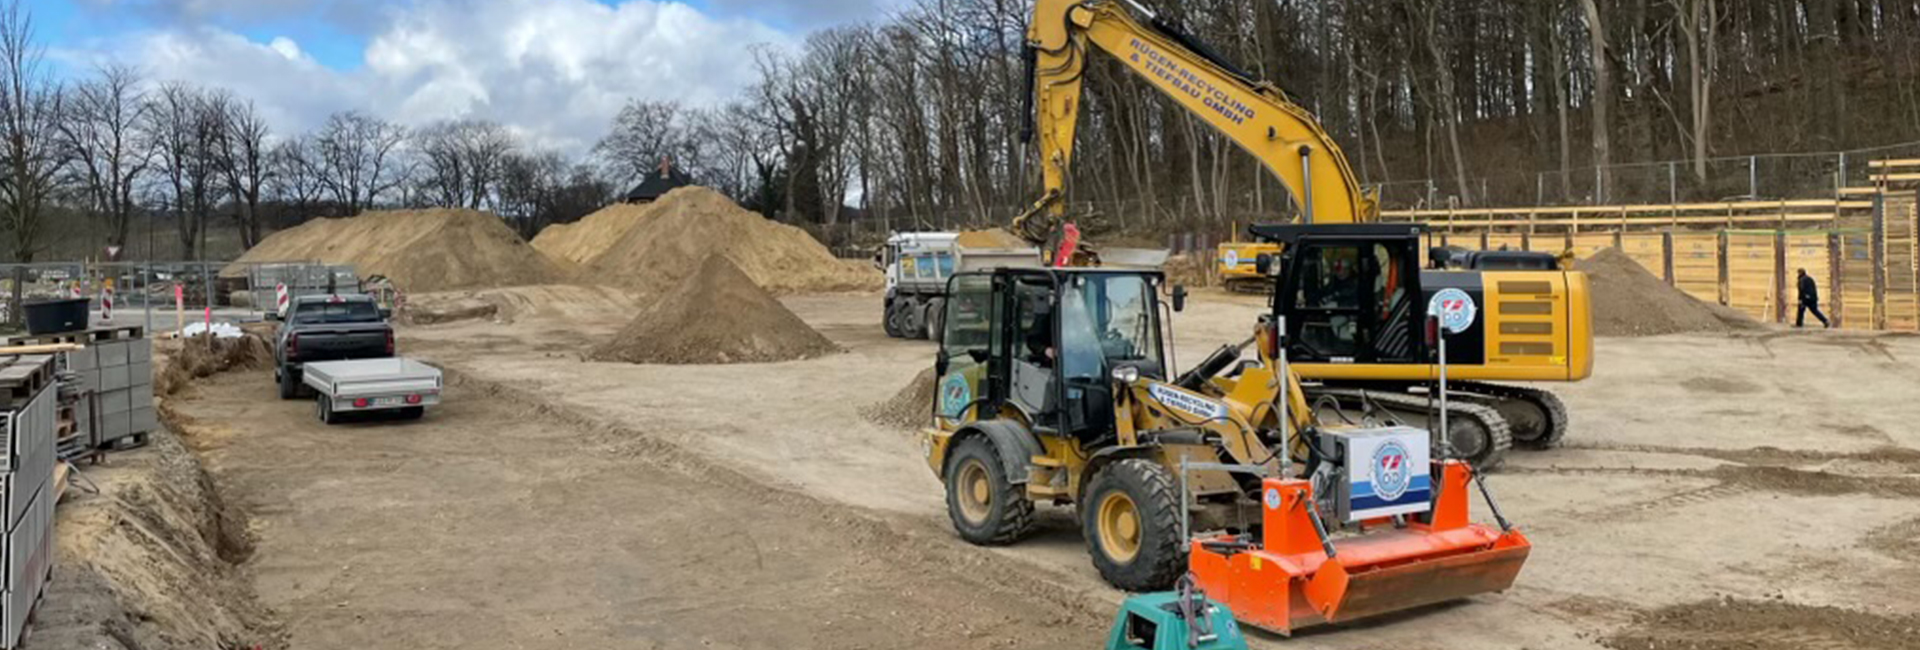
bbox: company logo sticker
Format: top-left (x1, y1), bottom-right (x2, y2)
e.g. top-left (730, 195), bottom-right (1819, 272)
top-left (1372, 440), bottom-right (1413, 501)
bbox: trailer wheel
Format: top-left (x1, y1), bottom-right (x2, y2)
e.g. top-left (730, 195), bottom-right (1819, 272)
top-left (316, 395), bottom-right (337, 425)
top-left (1081, 459), bottom-right (1185, 592)
top-left (278, 366), bottom-right (300, 400)
top-left (399, 406), bottom-right (425, 420)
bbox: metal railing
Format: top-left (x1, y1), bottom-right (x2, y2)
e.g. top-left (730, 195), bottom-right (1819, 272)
top-left (0, 260), bottom-right (358, 335)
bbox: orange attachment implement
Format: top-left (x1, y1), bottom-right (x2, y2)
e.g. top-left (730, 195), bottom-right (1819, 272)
top-left (1188, 461), bottom-right (1530, 636)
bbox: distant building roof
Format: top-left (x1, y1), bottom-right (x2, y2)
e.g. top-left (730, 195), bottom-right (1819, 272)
top-left (623, 159), bottom-right (694, 203)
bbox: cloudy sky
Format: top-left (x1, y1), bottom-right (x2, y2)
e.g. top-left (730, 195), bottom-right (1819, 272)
top-left (37, 0), bottom-right (891, 154)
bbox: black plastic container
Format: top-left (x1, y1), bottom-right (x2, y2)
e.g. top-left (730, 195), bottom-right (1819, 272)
top-left (23, 298), bottom-right (89, 335)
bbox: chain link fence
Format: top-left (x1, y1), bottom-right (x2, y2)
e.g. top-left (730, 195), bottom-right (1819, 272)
top-left (0, 261), bottom-right (361, 336)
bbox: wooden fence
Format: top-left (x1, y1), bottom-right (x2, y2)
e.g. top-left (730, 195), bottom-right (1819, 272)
top-left (1372, 159), bottom-right (1920, 331)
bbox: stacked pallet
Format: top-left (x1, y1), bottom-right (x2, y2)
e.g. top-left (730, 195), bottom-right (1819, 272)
top-left (0, 356), bottom-right (55, 648)
top-left (8, 326), bottom-right (154, 451)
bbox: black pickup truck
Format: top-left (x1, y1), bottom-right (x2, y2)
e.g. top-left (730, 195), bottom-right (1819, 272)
top-left (273, 294), bottom-right (394, 399)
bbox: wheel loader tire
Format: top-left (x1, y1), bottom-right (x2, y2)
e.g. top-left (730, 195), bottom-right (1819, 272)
top-left (883, 298), bottom-right (904, 338)
top-left (925, 298), bottom-right (947, 343)
top-left (1081, 459), bottom-right (1185, 592)
top-left (943, 436), bottom-right (1034, 545)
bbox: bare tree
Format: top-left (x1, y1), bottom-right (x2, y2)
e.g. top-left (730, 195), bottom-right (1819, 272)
top-left (57, 63), bottom-right (148, 251)
top-left (269, 136), bottom-right (325, 218)
top-left (214, 97), bottom-right (270, 247)
top-left (141, 82), bottom-right (222, 260)
top-left (314, 110), bottom-right (407, 213)
top-left (593, 99), bottom-right (690, 186)
top-left (414, 118), bottom-right (515, 209)
top-left (1580, 0), bottom-right (1613, 201)
top-left (0, 0), bottom-right (62, 263)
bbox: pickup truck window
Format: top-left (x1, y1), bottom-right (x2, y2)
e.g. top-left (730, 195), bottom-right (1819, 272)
top-left (292, 302), bottom-right (382, 324)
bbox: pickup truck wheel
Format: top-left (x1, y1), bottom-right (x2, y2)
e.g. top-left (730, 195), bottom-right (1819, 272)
top-left (316, 395), bottom-right (337, 425)
top-left (278, 367), bottom-right (300, 400)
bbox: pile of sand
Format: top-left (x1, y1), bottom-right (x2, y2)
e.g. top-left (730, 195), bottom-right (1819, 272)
top-left (530, 203), bottom-right (659, 266)
top-left (537, 187), bottom-right (880, 295)
top-left (155, 334), bottom-right (272, 397)
top-left (224, 209), bottom-right (566, 293)
top-left (405, 285), bottom-right (640, 325)
top-left (861, 366), bottom-right (937, 429)
top-left (591, 255), bottom-right (839, 364)
top-left (955, 228), bottom-right (1028, 249)
top-left (1578, 248), bottom-right (1757, 336)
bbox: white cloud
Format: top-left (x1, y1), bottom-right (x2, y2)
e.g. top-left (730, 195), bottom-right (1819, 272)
top-left (84, 0), bottom-right (794, 155)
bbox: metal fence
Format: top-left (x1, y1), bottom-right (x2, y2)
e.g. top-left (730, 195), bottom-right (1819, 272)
top-left (1371, 140), bottom-right (1920, 210)
top-left (0, 260), bottom-right (357, 335)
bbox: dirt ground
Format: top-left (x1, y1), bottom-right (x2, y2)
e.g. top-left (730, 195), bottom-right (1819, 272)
top-left (164, 289), bottom-right (1920, 649)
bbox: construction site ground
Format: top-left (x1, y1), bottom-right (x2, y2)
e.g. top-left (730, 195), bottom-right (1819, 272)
top-left (159, 290), bottom-right (1920, 650)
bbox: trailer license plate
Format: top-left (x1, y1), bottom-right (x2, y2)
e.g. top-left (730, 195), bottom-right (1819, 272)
top-left (372, 396), bottom-right (405, 407)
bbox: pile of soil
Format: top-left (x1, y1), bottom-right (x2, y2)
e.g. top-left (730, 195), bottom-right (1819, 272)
top-left (1604, 598), bottom-right (1920, 650)
top-left (955, 228), bottom-right (1028, 248)
top-left (405, 285), bottom-right (641, 325)
top-left (224, 209), bottom-right (567, 293)
top-left (155, 334), bottom-right (273, 397)
top-left (1577, 248), bottom-right (1757, 336)
top-left (590, 255), bottom-right (839, 364)
top-left (545, 187), bottom-right (880, 295)
top-left (860, 366), bottom-right (937, 429)
top-left (530, 202), bottom-right (659, 266)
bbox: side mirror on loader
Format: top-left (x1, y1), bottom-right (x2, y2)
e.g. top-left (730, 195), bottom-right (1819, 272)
top-left (1171, 285), bottom-right (1188, 312)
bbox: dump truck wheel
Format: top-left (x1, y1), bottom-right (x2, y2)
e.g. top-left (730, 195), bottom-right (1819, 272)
top-left (925, 298), bottom-right (947, 343)
top-left (883, 299), bottom-right (904, 338)
top-left (902, 297), bottom-right (927, 340)
top-left (943, 436), bottom-right (1033, 545)
top-left (1081, 459), bottom-right (1184, 592)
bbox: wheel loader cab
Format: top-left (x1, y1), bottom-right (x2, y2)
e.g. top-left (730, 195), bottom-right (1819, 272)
top-left (935, 268), bottom-right (1171, 440)
top-left (1256, 224), bottom-right (1431, 367)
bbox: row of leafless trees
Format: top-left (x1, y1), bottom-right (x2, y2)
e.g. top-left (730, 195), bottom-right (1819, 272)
top-left (0, 1), bottom-right (619, 262)
top-left (639, 0), bottom-right (1920, 232)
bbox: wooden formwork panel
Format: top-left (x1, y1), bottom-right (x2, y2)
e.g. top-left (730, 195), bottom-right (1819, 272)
top-left (1886, 195), bottom-right (1918, 330)
top-left (1570, 233), bottom-right (1617, 258)
top-left (1839, 230), bottom-right (1875, 328)
top-left (1726, 234), bottom-right (1777, 321)
top-left (1784, 235), bottom-right (1832, 314)
top-left (1671, 233), bottom-right (1720, 304)
top-left (1486, 233), bottom-right (1526, 252)
top-left (1620, 233), bottom-right (1666, 278)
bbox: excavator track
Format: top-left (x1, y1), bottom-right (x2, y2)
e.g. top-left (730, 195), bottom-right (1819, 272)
top-left (1306, 386), bottom-right (1512, 471)
top-left (1448, 382), bottom-right (1569, 450)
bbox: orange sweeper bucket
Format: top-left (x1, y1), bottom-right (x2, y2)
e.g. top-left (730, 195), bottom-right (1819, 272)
top-left (1188, 461), bottom-right (1530, 636)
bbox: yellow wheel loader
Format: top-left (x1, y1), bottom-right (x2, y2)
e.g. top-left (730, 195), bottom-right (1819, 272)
top-left (920, 265), bottom-right (1530, 631)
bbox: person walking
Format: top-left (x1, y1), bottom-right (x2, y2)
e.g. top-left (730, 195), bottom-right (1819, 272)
top-left (1796, 268), bottom-right (1830, 328)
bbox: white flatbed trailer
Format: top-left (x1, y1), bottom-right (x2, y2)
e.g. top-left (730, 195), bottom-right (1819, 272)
top-left (302, 357), bottom-right (443, 424)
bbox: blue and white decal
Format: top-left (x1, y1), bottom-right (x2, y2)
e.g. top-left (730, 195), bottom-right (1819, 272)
top-left (938, 373), bottom-right (972, 420)
top-left (1344, 429), bottom-right (1433, 521)
top-left (1148, 383), bottom-right (1230, 421)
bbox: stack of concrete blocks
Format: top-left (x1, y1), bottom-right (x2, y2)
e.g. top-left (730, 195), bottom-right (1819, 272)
top-left (0, 360), bottom-right (55, 648)
top-left (68, 337), bottom-right (155, 449)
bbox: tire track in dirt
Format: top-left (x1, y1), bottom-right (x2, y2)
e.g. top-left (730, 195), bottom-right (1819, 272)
top-left (1602, 598), bottom-right (1920, 650)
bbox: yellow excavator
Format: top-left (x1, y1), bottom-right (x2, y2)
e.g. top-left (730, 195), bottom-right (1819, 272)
top-left (1013, 0), bottom-right (1593, 469)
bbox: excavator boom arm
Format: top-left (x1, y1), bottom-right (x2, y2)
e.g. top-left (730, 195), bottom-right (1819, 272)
top-left (1022, 0), bottom-right (1376, 234)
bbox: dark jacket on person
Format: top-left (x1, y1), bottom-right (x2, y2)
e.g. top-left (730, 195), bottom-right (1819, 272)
top-left (1798, 275), bottom-right (1820, 304)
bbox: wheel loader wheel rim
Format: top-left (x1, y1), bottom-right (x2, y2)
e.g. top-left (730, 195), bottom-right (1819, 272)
top-left (956, 459), bottom-right (992, 523)
top-left (1097, 491), bottom-right (1142, 563)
